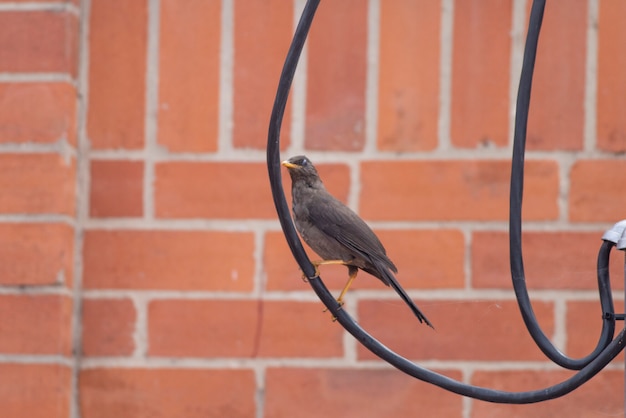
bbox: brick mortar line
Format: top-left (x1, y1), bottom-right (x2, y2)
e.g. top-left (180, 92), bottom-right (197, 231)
top-left (508, 0), bottom-right (527, 146)
top-left (0, 285), bottom-right (72, 295)
top-left (0, 214), bottom-right (76, 224)
top-left (78, 289), bottom-right (607, 301)
top-left (363, 0), bottom-right (379, 154)
top-left (584, 0), bottom-right (599, 152)
top-left (287, 0), bottom-right (308, 155)
top-left (438, 0), bottom-right (453, 150)
top-left (0, 72), bottom-right (75, 83)
top-left (74, 357), bottom-right (621, 371)
top-left (130, 294), bottom-right (149, 359)
top-left (0, 2), bottom-right (78, 14)
top-left (143, 0), bottom-right (161, 221)
top-left (70, 0), bottom-right (92, 416)
top-left (218, 0), bottom-right (234, 153)
top-left (79, 218), bottom-right (619, 232)
top-left (84, 147), bottom-right (624, 162)
top-left (462, 228), bottom-right (472, 290)
top-left (0, 355), bottom-right (74, 365)
top-left (0, 138), bottom-right (76, 155)
top-left (552, 298), bottom-right (567, 352)
top-left (254, 366), bottom-right (265, 418)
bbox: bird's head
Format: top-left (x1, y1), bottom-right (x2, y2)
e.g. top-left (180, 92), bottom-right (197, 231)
top-left (281, 155), bottom-right (322, 186)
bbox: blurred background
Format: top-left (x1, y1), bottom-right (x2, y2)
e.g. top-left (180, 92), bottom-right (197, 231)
top-left (0, 0), bottom-right (625, 417)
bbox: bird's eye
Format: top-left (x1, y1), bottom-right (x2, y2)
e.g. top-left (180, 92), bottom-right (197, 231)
top-left (301, 159), bottom-right (308, 166)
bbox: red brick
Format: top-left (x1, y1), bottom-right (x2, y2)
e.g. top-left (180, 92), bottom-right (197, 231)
top-left (527, 0), bottom-right (586, 150)
top-left (149, 300), bottom-right (343, 358)
top-left (471, 370), bottom-right (623, 417)
top-left (472, 231), bottom-right (624, 290)
top-left (0, 294), bottom-right (72, 354)
top-left (265, 368), bottom-right (463, 418)
top-left (80, 368), bottom-right (255, 418)
top-left (0, 153), bottom-right (75, 215)
top-left (83, 230), bottom-right (254, 291)
top-left (566, 300), bottom-right (624, 359)
top-left (378, 0), bottom-right (440, 151)
top-left (597, 0), bottom-right (626, 152)
top-left (0, 223), bottom-right (73, 286)
top-left (82, 298), bottom-right (136, 356)
top-left (360, 160), bottom-right (558, 221)
top-left (375, 229), bottom-right (465, 289)
top-left (596, 0), bottom-right (626, 152)
top-left (158, 0), bottom-right (220, 152)
top-left (0, 11), bottom-right (77, 74)
top-left (88, 0), bottom-right (146, 149)
top-left (305, 0), bottom-right (367, 151)
top-left (90, 160), bottom-right (144, 218)
top-left (155, 162), bottom-right (271, 218)
top-left (0, 364), bottom-right (71, 418)
top-left (233, 0), bottom-right (293, 150)
top-left (357, 299), bottom-right (554, 361)
top-left (569, 160), bottom-right (626, 222)
top-left (0, 83), bottom-right (76, 145)
top-left (451, 0), bottom-right (511, 148)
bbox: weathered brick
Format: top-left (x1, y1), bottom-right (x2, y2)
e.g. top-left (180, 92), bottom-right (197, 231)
top-left (471, 370), bottom-right (623, 417)
top-left (233, 0), bottom-right (293, 149)
top-left (0, 223), bottom-right (73, 286)
top-left (148, 300), bottom-right (343, 358)
top-left (158, 0), bottom-right (220, 152)
top-left (569, 160), bottom-right (626, 222)
top-left (378, 0), bottom-right (440, 151)
top-left (597, 0), bottom-right (626, 152)
top-left (0, 153), bottom-right (75, 215)
top-left (90, 160), bottom-right (144, 218)
top-left (156, 162), bottom-right (273, 218)
top-left (88, 0), bottom-right (147, 149)
top-left (451, 0), bottom-right (511, 148)
top-left (472, 231), bottom-right (623, 290)
top-left (0, 11), bottom-right (77, 74)
top-left (306, 0), bottom-right (367, 151)
top-left (360, 160), bottom-right (558, 221)
top-left (527, 0), bottom-right (586, 150)
top-left (0, 364), bottom-right (71, 418)
top-left (358, 299), bottom-right (554, 361)
top-left (0, 294), bottom-right (72, 355)
top-left (265, 368), bottom-right (463, 418)
top-left (82, 298), bottom-right (136, 356)
top-left (80, 368), bottom-right (255, 418)
top-left (0, 83), bottom-right (76, 145)
top-left (566, 300), bottom-right (624, 359)
top-left (83, 230), bottom-right (254, 291)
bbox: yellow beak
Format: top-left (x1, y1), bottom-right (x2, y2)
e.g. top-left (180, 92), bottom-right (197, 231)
top-left (281, 161), bottom-right (298, 169)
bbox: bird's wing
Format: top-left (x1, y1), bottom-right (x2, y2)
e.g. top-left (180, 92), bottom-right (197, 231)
top-left (307, 193), bottom-right (397, 272)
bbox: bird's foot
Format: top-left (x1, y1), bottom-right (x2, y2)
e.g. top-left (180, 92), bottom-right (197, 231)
top-left (322, 299), bottom-right (345, 321)
top-left (300, 265), bottom-right (320, 283)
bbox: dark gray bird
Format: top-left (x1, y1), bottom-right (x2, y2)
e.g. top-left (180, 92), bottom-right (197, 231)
top-left (282, 155), bottom-right (433, 327)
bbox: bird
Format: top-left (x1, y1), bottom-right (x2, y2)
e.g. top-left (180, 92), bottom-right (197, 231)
top-left (282, 155), bottom-right (433, 327)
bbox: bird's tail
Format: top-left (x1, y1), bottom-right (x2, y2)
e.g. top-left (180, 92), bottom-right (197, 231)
top-left (375, 261), bottom-right (434, 328)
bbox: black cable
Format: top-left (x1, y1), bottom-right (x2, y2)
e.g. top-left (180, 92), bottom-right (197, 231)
top-left (266, 0), bottom-right (625, 403)
top-left (508, 0), bottom-right (617, 369)
top-left (267, 0), bottom-right (320, 282)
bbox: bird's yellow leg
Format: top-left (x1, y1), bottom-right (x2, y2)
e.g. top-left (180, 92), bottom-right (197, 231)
top-left (301, 259), bottom-right (346, 282)
top-left (322, 268), bottom-right (359, 319)
top-left (336, 268), bottom-right (358, 305)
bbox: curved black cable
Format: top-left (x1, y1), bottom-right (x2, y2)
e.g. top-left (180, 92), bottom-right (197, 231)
top-left (508, 0), bottom-right (616, 369)
top-left (266, 0), bottom-right (625, 403)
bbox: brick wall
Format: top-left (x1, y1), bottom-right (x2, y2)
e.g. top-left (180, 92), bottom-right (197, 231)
top-left (0, 0), bottom-right (625, 417)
